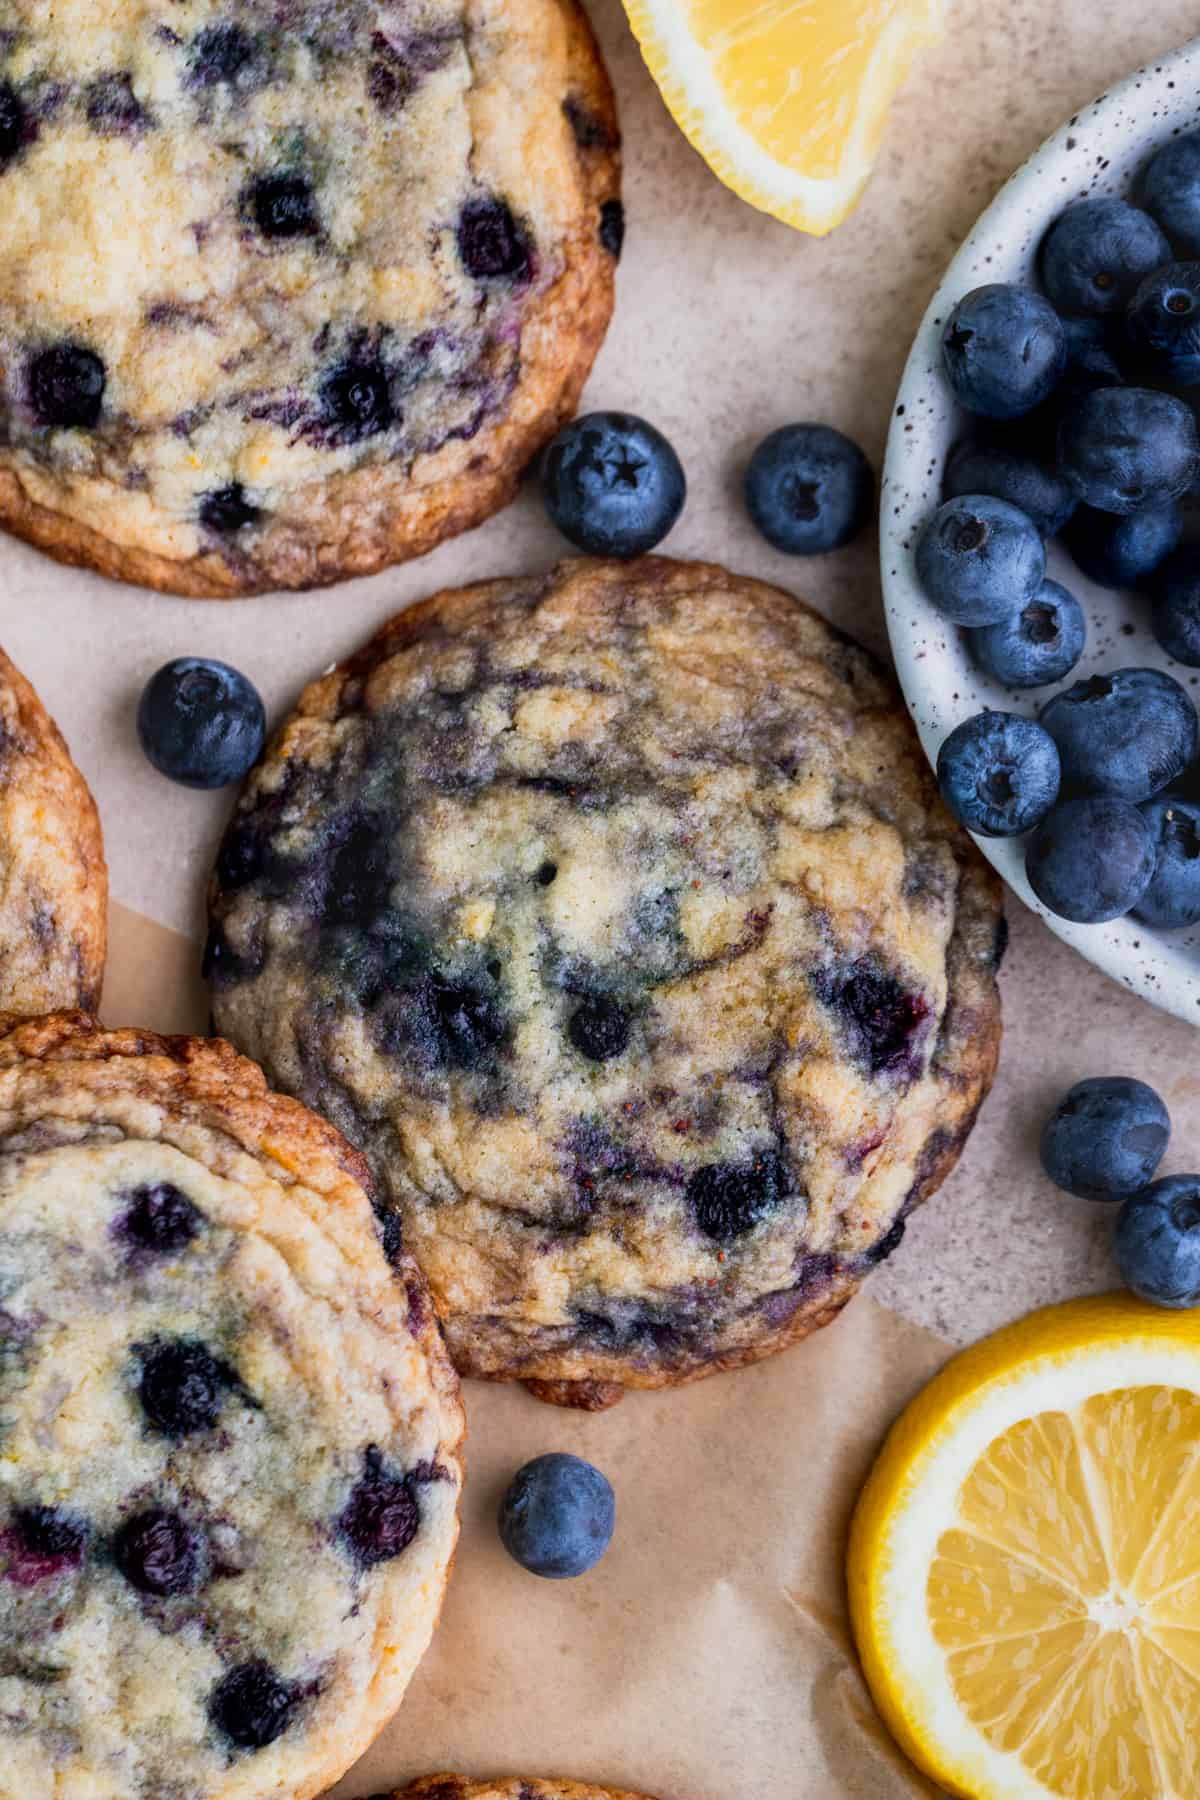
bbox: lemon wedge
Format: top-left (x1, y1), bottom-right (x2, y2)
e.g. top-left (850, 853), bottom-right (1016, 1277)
top-left (623, 0), bottom-right (946, 235)
top-left (848, 1294), bottom-right (1200, 1798)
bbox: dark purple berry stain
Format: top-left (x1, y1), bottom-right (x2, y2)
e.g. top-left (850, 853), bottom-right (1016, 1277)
top-left (29, 343), bottom-right (106, 429)
top-left (217, 819), bottom-right (265, 890)
top-left (2, 1507), bottom-right (89, 1586)
top-left (85, 72), bottom-right (153, 136)
top-left (377, 1206), bottom-right (404, 1268)
top-left (116, 1182), bottom-right (203, 1257)
top-left (864, 1216), bottom-right (906, 1265)
top-left (598, 199), bottom-right (624, 259)
top-left (114, 1508), bottom-right (204, 1596)
top-left (0, 81), bottom-right (26, 167)
top-left (318, 356), bottom-right (394, 444)
top-left (202, 921), bottom-right (263, 988)
top-left (208, 1661), bottom-right (300, 1751)
top-left (562, 95), bottom-right (614, 151)
top-left (414, 970), bottom-right (507, 1069)
top-left (337, 1447), bottom-right (420, 1566)
top-left (134, 1339), bottom-right (235, 1438)
top-left (190, 23), bottom-right (255, 86)
top-left (457, 196), bottom-right (532, 282)
top-left (687, 1151), bottom-right (786, 1243)
top-left (322, 817), bottom-right (394, 926)
top-left (248, 172), bottom-right (319, 239)
top-left (200, 483), bottom-right (261, 535)
top-left (816, 961), bottom-right (930, 1077)
top-left (567, 995), bottom-right (630, 1062)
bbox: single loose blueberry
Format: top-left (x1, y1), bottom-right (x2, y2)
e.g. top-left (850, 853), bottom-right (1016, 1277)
top-left (457, 196), bottom-right (532, 281)
top-left (319, 357), bottom-right (394, 444)
top-left (1143, 130), bottom-right (1200, 255)
top-left (1134, 797), bottom-right (1200, 928)
top-left (540, 411), bottom-right (685, 556)
top-left (686, 1151), bottom-right (785, 1242)
top-left (937, 712), bottom-right (1061, 836)
top-left (29, 343), bottom-right (106, 429)
top-left (1115, 1176), bottom-right (1200, 1308)
top-left (248, 173), bottom-right (318, 239)
top-left (969, 579), bottom-right (1085, 689)
top-left (942, 284), bottom-right (1066, 419)
top-left (1064, 501), bottom-right (1182, 591)
top-left (117, 1182), bottom-right (202, 1256)
top-left (85, 71), bottom-right (152, 136)
top-left (137, 657), bottom-right (265, 790)
top-left (114, 1508), bottom-right (204, 1596)
top-left (1026, 795), bottom-right (1156, 922)
top-left (498, 1453), bottom-right (614, 1579)
top-left (1153, 545), bottom-right (1200, 667)
top-left (190, 23), bottom-right (255, 86)
top-left (1040, 1076), bottom-right (1170, 1200)
top-left (1126, 262), bottom-right (1200, 385)
top-left (744, 423), bottom-right (873, 555)
top-left (567, 996), bottom-right (630, 1062)
top-left (1039, 199), bottom-right (1170, 317)
top-left (0, 81), bottom-right (26, 167)
top-left (337, 1448), bottom-right (419, 1566)
top-left (944, 440), bottom-right (1075, 538)
top-left (199, 483), bottom-right (261, 535)
top-left (915, 495), bottom-right (1045, 627)
top-left (1039, 668), bottom-right (1198, 803)
top-left (818, 962), bottom-right (930, 1075)
top-left (135, 1340), bottom-right (232, 1438)
top-left (598, 198), bottom-right (624, 258)
top-left (208, 1662), bottom-right (300, 1750)
top-left (1057, 388), bottom-right (1199, 514)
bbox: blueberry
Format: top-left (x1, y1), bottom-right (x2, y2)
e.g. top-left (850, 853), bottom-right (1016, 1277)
top-left (1064, 501), bottom-right (1182, 590)
top-left (137, 657), bottom-right (265, 790)
top-left (567, 996), bottom-right (630, 1062)
top-left (915, 495), bottom-right (1044, 627)
top-left (199, 483), bottom-right (261, 535)
top-left (944, 440), bottom-right (1075, 538)
top-left (1126, 262), bottom-right (1200, 385)
top-left (1142, 130), bottom-right (1200, 255)
top-left (1059, 314), bottom-right (1126, 393)
top-left (135, 1339), bottom-right (232, 1438)
top-left (29, 343), bottom-right (106, 429)
top-left (456, 196), bottom-right (532, 281)
top-left (937, 712), bottom-right (1061, 837)
top-left (1115, 1177), bottom-right (1200, 1307)
top-left (1040, 1076), bottom-right (1170, 1200)
top-left (817, 962), bottom-right (930, 1075)
top-left (13, 1506), bottom-right (89, 1564)
top-left (337, 1448), bottom-right (419, 1566)
top-left (1026, 795), bottom-right (1156, 922)
top-left (248, 173), bottom-right (318, 239)
top-left (1057, 387), bottom-right (1199, 514)
top-left (498, 1453), bottom-right (614, 1579)
top-left (190, 24), bottom-right (255, 86)
top-left (422, 972), bottom-right (507, 1067)
top-left (540, 411), bottom-right (685, 556)
top-left (1153, 545), bottom-right (1200, 667)
top-left (208, 1662), bottom-right (300, 1750)
top-left (117, 1183), bottom-right (202, 1256)
top-left (114, 1508), bottom-right (203, 1596)
top-left (598, 198), bottom-right (624, 258)
top-left (85, 72), bottom-right (152, 136)
top-left (1133, 797), bottom-right (1200, 928)
top-left (743, 423), bottom-right (873, 555)
top-left (686, 1151), bottom-right (784, 1242)
top-left (319, 356), bottom-right (394, 444)
top-left (0, 81), bottom-right (26, 167)
top-left (1039, 668), bottom-right (1198, 802)
top-left (942, 284), bottom-right (1066, 419)
top-left (324, 819), bottom-right (393, 926)
top-left (969, 579), bottom-right (1085, 689)
top-left (1039, 199), bottom-right (1170, 317)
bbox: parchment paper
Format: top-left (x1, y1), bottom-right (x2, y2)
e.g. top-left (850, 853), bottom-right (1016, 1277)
top-left (101, 903), bottom-right (949, 1800)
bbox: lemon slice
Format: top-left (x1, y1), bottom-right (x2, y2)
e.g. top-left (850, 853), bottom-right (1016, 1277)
top-left (623, 0), bottom-right (946, 235)
top-left (848, 1295), bottom-right (1200, 1798)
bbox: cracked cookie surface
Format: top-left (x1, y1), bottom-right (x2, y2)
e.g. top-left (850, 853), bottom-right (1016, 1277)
top-left (0, 0), bottom-right (618, 595)
top-left (0, 1013), bottom-right (463, 1800)
top-left (208, 557), bottom-right (1004, 1406)
top-left (389, 1777), bottom-right (661, 1800)
top-left (0, 647), bottom-right (106, 1016)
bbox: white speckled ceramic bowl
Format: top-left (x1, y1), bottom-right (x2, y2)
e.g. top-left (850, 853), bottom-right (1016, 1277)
top-left (883, 34), bottom-right (1200, 1025)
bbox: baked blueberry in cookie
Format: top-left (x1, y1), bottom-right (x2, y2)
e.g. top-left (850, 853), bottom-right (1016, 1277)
top-left (0, 645), bottom-right (107, 1016)
top-left (0, 0), bottom-right (619, 595)
top-left (0, 1013), bottom-right (463, 1800)
top-left (208, 558), bottom-right (1004, 1408)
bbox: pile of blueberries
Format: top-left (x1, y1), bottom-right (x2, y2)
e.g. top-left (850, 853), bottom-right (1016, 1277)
top-left (928, 128), bottom-right (1200, 927)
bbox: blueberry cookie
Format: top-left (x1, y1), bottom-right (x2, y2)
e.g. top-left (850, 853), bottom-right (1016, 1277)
top-left (389, 1778), bottom-right (660, 1800)
top-left (207, 558), bottom-right (1005, 1408)
top-left (0, 646), bottom-right (106, 1015)
top-left (0, 1012), bottom-right (464, 1799)
top-left (0, 0), bottom-right (619, 596)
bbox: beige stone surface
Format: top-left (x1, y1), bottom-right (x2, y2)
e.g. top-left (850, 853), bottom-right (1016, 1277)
top-left (7, 0), bottom-right (1200, 1347)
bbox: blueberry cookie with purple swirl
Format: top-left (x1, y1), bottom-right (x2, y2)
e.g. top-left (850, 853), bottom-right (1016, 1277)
top-left (0, 646), bottom-right (106, 1016)
top-left (207, 558), bottom-right (1005, 1409)
top-left (0, 1012), bottom-right (463, 1800)
top-left (388, 1777), bottom-right (661, 1800)
top-left (0, 0), bottom-right (619, 596)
